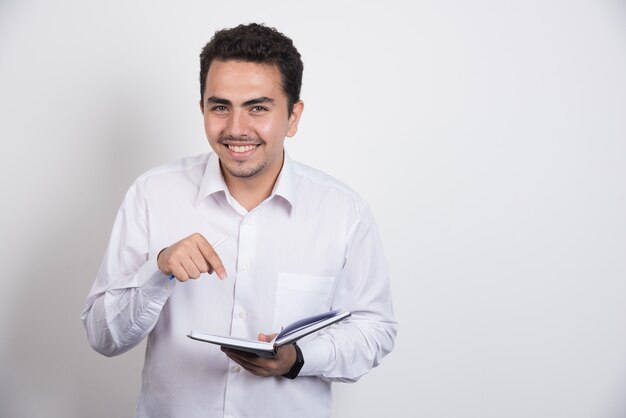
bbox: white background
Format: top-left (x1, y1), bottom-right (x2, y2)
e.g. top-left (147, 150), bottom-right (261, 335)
top-left (1, 1), bottom-right (626, 417)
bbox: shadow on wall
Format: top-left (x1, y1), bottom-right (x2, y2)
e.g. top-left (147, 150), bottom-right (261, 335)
top-left (1, 94), bottom-right (160, 418)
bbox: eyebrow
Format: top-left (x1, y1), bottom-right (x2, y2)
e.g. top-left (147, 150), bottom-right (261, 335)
top-left (206, 96), bottom-right (275, 107)
top-left (206, 96), bottom-right (231, 106)
top-left (242, 97), bottom-right (275, 107)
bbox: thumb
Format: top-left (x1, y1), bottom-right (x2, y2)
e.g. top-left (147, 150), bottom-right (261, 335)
top-left (258, 332), bottom-right (278, 342)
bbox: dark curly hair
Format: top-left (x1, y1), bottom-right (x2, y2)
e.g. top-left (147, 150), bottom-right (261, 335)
top-left (199, 23), bottom-right (303, 116)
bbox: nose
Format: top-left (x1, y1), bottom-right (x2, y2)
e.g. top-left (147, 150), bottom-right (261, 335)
top-left (225, 109), bottom-right (251, 138)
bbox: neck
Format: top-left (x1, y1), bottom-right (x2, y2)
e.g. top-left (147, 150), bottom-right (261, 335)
top-left (222, 155), bottom-right (284, 211)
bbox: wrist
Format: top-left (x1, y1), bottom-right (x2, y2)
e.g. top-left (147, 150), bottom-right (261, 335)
top-left (282, 343), bottom-right (304, 379)
top-left (156, 247), bottom-right (169, 274)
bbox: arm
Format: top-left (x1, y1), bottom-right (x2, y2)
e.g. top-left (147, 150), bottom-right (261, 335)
top-left (81, 182), bottom-right (172, 357)
top-left (298, 204), bottom-right (398, 382)
top-left (81, 182), bottom-right (226, 357)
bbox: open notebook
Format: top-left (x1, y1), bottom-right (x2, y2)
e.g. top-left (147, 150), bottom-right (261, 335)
top-left (188, 309), bottom-right (351, 358)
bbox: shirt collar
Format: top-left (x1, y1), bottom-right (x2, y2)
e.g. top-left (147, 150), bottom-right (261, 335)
top-left (271, 151), bottom-right (296, 211)
top-left (196, 153), bottom-right (228, 206)
top-left (196, 152), bottom-right (296, 213)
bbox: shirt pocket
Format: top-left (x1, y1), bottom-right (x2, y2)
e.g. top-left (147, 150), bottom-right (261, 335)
top-left (272, 272), bottom-right (336, 330)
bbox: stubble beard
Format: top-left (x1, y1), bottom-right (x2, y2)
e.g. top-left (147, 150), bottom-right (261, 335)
top-left (217, 134), bottom-right (267, 178)
top-left (222, 160), bottom-right (267, 179)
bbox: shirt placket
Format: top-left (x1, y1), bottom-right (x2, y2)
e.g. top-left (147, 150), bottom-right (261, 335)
top-left (222, 209), bottom-right (259, 418)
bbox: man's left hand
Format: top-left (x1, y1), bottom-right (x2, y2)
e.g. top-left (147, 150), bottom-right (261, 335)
top-left (221, 333), bottom-right (296, 377)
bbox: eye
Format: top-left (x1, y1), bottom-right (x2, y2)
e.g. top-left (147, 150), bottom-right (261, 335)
top-left (211, 105), bottom-right (229, 113)
top-left (250, 106), bottom-right (268, 113)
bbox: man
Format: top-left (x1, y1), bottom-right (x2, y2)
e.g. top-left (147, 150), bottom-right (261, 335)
top-left (82, 23), bottom-right (396, 418)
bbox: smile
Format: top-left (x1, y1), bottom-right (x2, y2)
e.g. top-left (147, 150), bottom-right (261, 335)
top-left (227, 144), bottom-right (258, 153)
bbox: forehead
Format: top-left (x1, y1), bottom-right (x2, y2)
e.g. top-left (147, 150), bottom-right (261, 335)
top-left (204, 60), bottom-right (285, 100)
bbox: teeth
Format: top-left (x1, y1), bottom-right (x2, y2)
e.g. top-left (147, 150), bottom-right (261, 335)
top-left (228, 144), bottom-right (257, 153)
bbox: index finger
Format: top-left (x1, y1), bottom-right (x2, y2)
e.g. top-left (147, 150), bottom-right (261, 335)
top-left (196, 236), bottom-right (228, 280)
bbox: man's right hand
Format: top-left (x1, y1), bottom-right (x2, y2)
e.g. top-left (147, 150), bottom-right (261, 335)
top-left (157, 233), bottom-right (227, 282)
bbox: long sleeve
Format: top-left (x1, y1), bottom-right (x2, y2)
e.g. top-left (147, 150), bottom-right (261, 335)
top-left (80, 153), bottom-right (397, 417)
top-left (81, 181), bottom-right (175, 357)
top-left (298, 203), bottom-right (398, 382)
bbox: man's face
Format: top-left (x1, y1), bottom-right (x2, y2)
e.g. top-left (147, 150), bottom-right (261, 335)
top-left (201, 59), bottom-right (303, 183)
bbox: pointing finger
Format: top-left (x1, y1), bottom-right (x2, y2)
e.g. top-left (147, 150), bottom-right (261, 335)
top-left (197, 238), bottom-right (227, 280)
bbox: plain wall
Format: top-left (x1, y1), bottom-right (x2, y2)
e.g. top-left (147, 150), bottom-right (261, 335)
top-left (1, 1), bottom-right (626, 417)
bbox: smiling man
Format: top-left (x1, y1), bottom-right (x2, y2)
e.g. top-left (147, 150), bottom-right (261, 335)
top-left (82, 23), bottom-right (396, 418)
top-left (202, 59), bottom-right (303, 210)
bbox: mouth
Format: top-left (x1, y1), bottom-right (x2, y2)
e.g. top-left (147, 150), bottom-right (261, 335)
top-left (219, 136), bottom-right (263, 158)
top-left (226, 144), bottom-right (259, 153)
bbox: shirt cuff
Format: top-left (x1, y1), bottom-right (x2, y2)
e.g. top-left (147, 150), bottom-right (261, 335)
top-left (298, 336), bottom-right (334, 376)
top-left (110, 255), bottom-right (176, 301)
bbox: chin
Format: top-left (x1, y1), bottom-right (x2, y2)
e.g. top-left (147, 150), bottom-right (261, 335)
top-left (224, 161), bottom-right (266, 179)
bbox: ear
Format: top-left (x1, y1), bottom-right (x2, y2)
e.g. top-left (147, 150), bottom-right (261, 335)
top-left (199, 99), bottom-right (204, 114)
top-left (286, 100), bottom-right (304, 138)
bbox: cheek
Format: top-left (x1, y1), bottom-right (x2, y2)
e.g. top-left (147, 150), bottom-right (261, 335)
top-left (254, 118), bottom-right (288, 139)
top-left (203, 118), bottom-right (220, 140)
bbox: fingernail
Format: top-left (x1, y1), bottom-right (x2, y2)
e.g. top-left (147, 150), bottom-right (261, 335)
top-left (218, 271), bottom-right (227, 280)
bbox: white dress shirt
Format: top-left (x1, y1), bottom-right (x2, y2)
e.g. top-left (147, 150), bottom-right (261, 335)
top-left (81, 152), bottom-right (397, 418)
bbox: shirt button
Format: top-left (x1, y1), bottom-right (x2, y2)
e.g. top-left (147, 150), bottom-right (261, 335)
top-left (247, 218), bottom-right (254, 225)
top-left (233, 366), bottom-right (241, 373)
top-left (238, 311), bottom-right (247, 319)
top-left (241, 263), bottom-right (248, 271)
